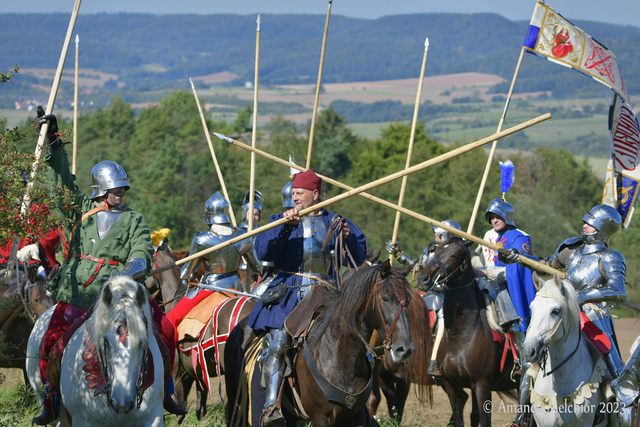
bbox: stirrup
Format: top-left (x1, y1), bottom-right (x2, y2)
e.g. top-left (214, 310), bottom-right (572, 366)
top-left (261, 404), bottom-right (285, 427)
top-left (427, 360), bottom-right (438, 375)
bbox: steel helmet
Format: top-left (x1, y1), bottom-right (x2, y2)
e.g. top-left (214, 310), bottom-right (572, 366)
top-left (282, 181), bottom-right (294, 209)
top-left (582, 204), bottom-right (622, 246)
top-left (204, 192), bottom-right (230, 225)
top-left (89, 161), bottom-right (130, 200)
top-left (242, 190), bottom-right (264, 218)
top-left (485, 198), bottom-right (516, 227)
top-left (432, 220), bottom-right (462, 241)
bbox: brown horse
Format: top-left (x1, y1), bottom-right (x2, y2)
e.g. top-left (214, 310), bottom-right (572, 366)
top-left (422, 237), bottom-right (517, 427)
top-left (0, 264), bottom-right (57, 387)
top-left (225, 260), bottom-right (416, 427)
top-left (147, 241), bottom-right (259, 421)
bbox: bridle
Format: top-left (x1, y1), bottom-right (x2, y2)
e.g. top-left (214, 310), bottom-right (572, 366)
top-left (426, 240), bottom-right (472, 291)
top-left (358, 271), bottom-right (408, 359)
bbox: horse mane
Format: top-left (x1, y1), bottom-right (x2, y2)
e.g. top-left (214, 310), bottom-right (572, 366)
top-left (315, 263), bottom-right (408, 340)
top-left (404, 285), bottom-right (434, 405)
top-left (538, 276), bottom-right (581, 336)
top-left (87, 276), bottom-right (152, 355)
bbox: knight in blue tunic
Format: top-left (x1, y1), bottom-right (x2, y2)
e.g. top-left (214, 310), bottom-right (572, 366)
top-left (248, 169), bottom-right (367, 427)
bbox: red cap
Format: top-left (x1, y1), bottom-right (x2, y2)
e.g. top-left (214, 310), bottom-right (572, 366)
top-left (292, 169), bottom-right (322, 193)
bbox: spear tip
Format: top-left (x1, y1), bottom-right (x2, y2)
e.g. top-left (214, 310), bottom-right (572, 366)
top-left (189, 77), bottom-right (195, 90)
top-left (257, 14), bottom-right (261, 31)
top-left (213, 132), bottom-right (233, 144)
top-left (425, 37), bottom-right (429, 51)
top-left (75, 34), bottom-right (79, 46)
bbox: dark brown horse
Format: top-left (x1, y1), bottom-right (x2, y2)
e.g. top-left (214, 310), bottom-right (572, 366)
top-left (225, 260), bottom-right (416, 427)
top-left (145, 241), bottom-right (188, 313)
top-left (0, 264), bottom-right (57, 387)
top-left (422, 237), bottom-right (517, 427)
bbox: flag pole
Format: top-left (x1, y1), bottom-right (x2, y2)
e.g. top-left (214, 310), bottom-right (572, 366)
top-left (149, 112), bottom-right (551, 276)
top-left (23, 0), bottom-right (82, 215)
top-left (248, 15), bottom-right (261, 231)
top-left (305, 0), bottom-right (333, 169)
top-left (389, 37), bottom-right (429, 264)
top-left (72, 34), bottom-right (79, 176)
top-left (189, 78), bottom-right (237, 227)
top-left (466, 48), bottom-right (525, 235)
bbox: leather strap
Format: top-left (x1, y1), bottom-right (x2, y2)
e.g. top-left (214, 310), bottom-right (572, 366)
top-left (61, 205), bottom-right (108, 261)
top-left (71, 254), bottom-right (120, 288)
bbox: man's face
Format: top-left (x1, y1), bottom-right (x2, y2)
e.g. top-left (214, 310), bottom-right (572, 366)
top-left (105, 187), bottom-right (126, 207)
top-left (582, 222), bottom-right (598, 235)
top-left (488, 212), bottom-right (507, 232)
top-left (434, 233), bottom-right (443, 243)
top-left (292, 188), bottom-right (318, 210)
top-left (245, 208), bottom-right (261, 223)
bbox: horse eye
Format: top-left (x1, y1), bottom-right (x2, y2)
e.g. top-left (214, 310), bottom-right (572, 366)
top-left (382, 296), bottom-right (391, 303)
top-left (551, 308), bottom-right (560, 316)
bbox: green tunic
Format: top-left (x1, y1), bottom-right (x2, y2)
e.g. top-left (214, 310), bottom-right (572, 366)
top-left (46, 147), bottom-right (153, 309)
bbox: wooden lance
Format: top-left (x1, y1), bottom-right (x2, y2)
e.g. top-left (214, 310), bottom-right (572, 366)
top-left (390, 37), bottom-right (429, 264)
top-left (24, 0), bottom-right (83, 215)
top-left (249, 15), bottom-right (261, 231)
top-left (146, 112), bottom-right (550, 277)
top-left (305, 0), bottom-right (333, 169)
top-left (72, 34), bottom-right (79, 175)
top-left (189, 78), bottom-right (237, 226)
top-left (467, 49), bottom-right (526, 235)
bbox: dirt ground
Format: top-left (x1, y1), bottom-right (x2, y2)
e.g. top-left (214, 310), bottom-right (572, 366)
top-left (3, 318), bottom-right (639, 426)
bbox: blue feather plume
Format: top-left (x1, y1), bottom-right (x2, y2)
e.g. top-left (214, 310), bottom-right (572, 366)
top-left (500, 160), bottom-right (516, 194)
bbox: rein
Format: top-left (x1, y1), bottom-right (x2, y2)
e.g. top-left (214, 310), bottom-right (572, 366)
top-left (428, 240), bottom-right (472, 291)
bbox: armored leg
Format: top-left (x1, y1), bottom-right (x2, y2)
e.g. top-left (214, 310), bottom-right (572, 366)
top-left (261, 329), bottom-right (289, 427)
top-left (428, 308), bottom-right (444, 375)
top-left (613, 339), bottom-right (640, 407)
top-left (512, 331), bottom-right (531, 427)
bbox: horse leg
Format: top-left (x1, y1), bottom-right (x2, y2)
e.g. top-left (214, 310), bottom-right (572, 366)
top-left (471, 382), bottom-right (492, 427)
top-left (443, 381), bottom-right (467, 427)
top-left (196, 381), bottom-right (208, 421)
top-left (368, 361), bottom-right (381, 418)
top-left (379, 364), bottom-right (399, 418)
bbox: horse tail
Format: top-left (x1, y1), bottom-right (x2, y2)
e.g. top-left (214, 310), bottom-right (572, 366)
top-left (406, 286), bottom-right (433, 406)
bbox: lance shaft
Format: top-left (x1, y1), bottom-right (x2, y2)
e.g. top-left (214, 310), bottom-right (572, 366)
top-left (189, 78), bottom-right (237, 226)
top-left (72, 34), bottom-right (79, 175)
top-left (390, 37), bottom-right (429, 264)
top-left (249, 15), bottom-right (261, 231)
top-left (148, 112), bottom-right (550, 277)
top-left (306, 0), bottom-right (333, 169)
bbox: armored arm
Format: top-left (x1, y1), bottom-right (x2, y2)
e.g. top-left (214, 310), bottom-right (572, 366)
top-left (180, 237), bottom-right (199, 280)
top-left (117, 257), bottom-right (147, 281)
top-left (236, 237), bottom-right (261, 274)
top-left (578, 250), bottom-right (627, 305)
top-left (385, 240), bottom-right (415, 266)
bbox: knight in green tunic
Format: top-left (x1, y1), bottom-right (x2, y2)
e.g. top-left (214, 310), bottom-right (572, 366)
top-left (33, 113), bottom-right (186, 425)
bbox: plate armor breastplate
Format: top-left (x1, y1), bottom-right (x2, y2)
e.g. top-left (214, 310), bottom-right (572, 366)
top-left (96, 209), bottom-right (124, 239)
top-left (194, 231), bottom-right (243, 274)
top-left (565, 245), bottom-right (607, 292)
top-left (302, 214), bottom-right (331, 274)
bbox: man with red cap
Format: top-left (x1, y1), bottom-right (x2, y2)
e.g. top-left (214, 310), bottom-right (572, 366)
top-left (248, 169), bottom-right (367, 427)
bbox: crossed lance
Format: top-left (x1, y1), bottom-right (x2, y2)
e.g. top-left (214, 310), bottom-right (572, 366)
top-left (147, 110), bottom-right (640, 311)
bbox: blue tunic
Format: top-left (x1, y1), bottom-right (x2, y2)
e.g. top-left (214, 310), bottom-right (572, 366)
top-left (493, 228), bottom-right (536, 332)
top-left (248, 209), bottom-right (367, 333)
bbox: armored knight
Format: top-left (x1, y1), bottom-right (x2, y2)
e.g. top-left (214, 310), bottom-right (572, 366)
top-left (386, 219), bottom-right (462, 268)
top-left (180, 192), bottom-right (260, 293)
top-left (248, 169), bottom-right (367, 427)
top-left (238, 189), bottom-right (264, 232)
top-left (504, 204), bottom-right (636, 417)
top-left (33, 113), bottom-right (185, 425)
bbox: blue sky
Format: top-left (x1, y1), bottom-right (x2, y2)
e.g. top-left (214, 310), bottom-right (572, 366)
top-left (5, 0), bottom-right (639, 27)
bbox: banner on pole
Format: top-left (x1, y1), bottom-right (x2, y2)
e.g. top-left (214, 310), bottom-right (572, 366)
top-left (603, 94), bottom-right (640, 228)
top-left (523, 1), bottom-right (631, 106)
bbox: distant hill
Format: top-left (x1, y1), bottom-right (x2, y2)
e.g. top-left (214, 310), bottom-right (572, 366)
top-left (1, 12), bottom-right (639, 99)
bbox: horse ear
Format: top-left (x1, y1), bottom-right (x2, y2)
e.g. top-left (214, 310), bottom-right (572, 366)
top-left (553, 272), bottom-right (565, 296)
top-left (465, 239), bottom-right (474, 249)
top-left (372, 248), bottom-right (381, 263)
top-left (380, 259), bottom-right (392, 278)
top-left (135, 283), bottom-right (146, 308)
top-left (103, 284), bottom-right (113, 307)
top-left (532, 272), bottom-right (543, 290)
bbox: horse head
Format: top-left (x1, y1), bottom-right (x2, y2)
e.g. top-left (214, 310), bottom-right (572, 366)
top-left (365, 260), bottom-right (415, 363)
top-left (88, 276), bottom-right (152, 414)
top-left (420, 237), bottom-right (474, 292)
top-left (523, 272), bottom-right (581, 364)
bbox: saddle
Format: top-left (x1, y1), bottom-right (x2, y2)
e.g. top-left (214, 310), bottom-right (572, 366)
top-left (177, 290), bottom-right (235, 347)
top-left (283, 284), bottom-right (333, 339)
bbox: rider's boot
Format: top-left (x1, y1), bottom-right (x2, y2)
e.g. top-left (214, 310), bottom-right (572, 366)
top-left (428, 310), bottom-right (444, 377)
top-left (261, 329), bottom-right (288, 427)
top-left (511, 331), bottom-right (531, 427)
top-left (33, 382), bottom-right (57, 426)
top-left (163, 355), bottom-right (187, 416)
